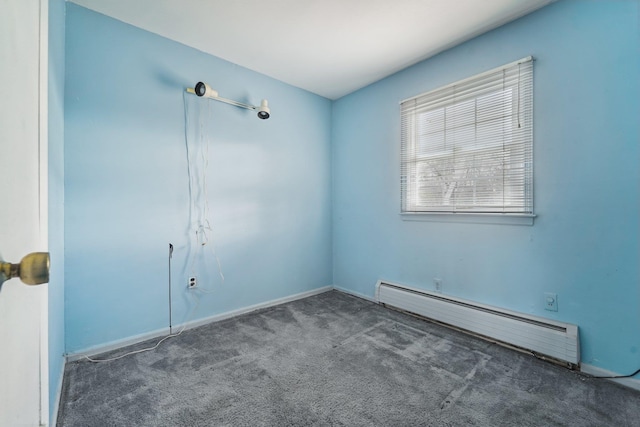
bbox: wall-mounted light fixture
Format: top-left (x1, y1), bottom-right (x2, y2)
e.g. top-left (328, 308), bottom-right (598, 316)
top-left (187, 82), bottom-right (270, 120)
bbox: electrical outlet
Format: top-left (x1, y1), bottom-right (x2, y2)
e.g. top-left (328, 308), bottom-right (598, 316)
top-left (544, 292), bottom-right (558, 311)
top-left (188, 276), bottom-right (197, 289)
top-left (434, 278), bottom-right (442, 293)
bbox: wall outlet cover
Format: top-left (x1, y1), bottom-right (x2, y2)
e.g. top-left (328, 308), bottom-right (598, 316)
top-left (544, 292), bottom-right (558, 311)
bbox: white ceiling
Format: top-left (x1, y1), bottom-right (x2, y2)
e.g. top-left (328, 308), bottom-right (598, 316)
top-left (70, 0), bottom-right (554, 100)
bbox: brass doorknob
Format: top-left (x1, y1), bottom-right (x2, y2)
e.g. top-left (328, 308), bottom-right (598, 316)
top-left (0, 252), bottom-right (50, 286)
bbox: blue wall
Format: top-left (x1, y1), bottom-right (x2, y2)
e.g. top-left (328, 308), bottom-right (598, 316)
top-left (63, 1), bottom-right (638, 377)
top-left (64, 4), bottom-right (332, 353)
top-left (332, 0), bottom-right (639, 376)
top-left (48, 0), bottom-right (65, 422)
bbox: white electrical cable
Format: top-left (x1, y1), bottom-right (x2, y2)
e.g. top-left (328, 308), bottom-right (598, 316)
top-left (185, 91), bottom-right (225, 287)
top-left (84, 93), bottom-right (226, 363)
top-left (83, 294), bottom-right (201, 363)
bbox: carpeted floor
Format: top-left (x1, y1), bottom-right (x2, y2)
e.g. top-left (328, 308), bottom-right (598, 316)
top-left (57, 290), bottom-right (640, 426)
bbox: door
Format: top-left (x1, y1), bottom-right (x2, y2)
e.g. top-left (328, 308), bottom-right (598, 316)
top-left (0, 0), bottom-right (49, 426)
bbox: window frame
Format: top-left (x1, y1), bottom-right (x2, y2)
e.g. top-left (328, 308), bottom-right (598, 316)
top-left (400, 57), bottom-right (535, 224)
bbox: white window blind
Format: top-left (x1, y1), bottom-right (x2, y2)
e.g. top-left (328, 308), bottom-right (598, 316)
top-left (401, 57), bottom-right (533, 215)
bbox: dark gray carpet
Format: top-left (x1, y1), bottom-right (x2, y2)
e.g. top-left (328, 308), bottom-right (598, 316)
top-left (57, 290), bottom-right (640, 426)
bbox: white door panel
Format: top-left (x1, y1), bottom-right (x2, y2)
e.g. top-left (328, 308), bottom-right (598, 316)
top-left (0, 0), bottom-right (49, 425)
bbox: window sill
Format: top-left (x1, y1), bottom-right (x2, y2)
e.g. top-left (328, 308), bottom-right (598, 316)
top-left (400, 212), bottom-right (536, 226)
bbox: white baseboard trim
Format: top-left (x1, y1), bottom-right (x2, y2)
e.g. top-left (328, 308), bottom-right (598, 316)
top-left (332, 286), bottom-right (377, 303)
top-left (581, 363), bottom-right (640, 392)
top-left (66, 286), bottom-right (333, 362)
top-left (50, 359), bottom-right (66, 426)
top-left (66, 325), bottom-right (171, 362)
top-left (178, 286), bottom-right (334, 332)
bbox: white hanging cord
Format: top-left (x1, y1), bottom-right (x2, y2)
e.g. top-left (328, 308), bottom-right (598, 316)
top-left (83, 292), bottom-right (201, 363)
top-left (186, 94), bottom-right (225, 286)
top-left (84, 94), bottom-right (226, 363)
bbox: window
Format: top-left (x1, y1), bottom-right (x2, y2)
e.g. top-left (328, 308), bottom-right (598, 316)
top-left (401, 57), bottom-right (533, 216)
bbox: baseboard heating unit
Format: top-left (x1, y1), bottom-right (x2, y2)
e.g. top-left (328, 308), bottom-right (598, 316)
top-left (376, 280), bottom-right (579, 366)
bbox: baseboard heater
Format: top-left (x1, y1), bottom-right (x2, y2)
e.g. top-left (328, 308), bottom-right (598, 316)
top-left (376, 280), bottom-right (579, 366)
